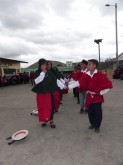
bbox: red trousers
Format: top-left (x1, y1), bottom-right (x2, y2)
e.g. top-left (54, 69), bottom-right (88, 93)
top-left (53, 91), bottom-right (60, 110)
top-left (61, 89), bottom-right (68, 94)
top-left (36, 93), bottom-right (52, 122)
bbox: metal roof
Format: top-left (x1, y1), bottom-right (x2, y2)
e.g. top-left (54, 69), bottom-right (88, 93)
top-left (0, 57), bottom-right (28, 63)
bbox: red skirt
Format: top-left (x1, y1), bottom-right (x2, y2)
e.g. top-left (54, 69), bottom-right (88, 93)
top-left (36, 93), bottom-right (52, 122)
top-left (61, 89), bottom-right (68, 94)
top-left (53, 91), bottom-right (60, 110)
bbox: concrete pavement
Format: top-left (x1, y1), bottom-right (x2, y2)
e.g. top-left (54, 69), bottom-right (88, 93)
top-left (0, 80), bottom-right (123, 165)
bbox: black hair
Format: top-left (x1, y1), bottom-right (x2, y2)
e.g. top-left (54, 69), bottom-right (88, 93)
top-left (52, 67), bottom-right (58, 72)
top-left (46, 60), bottom-right (52, 69)
top-left (81, 60), bottom-right (88, 65)
top-left (74, 66), bottom-right (77, 69)
top-left (38, 58), bottom-right (46, 71)
top-left (77, 63), bottom-right (81, 68)
top-left (75, 64), bottom-right (80, 70)
top-left (88, 59), bottom-right (98, 68)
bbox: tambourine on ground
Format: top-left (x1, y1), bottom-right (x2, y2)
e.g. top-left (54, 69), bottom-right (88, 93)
top-left (6, 130), bottom-right (29, 145)
top-left (31, 109), bottom-right (38, 116)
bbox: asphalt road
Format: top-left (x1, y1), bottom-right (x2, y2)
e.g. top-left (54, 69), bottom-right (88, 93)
top-left (0, 79), bottom-right (123, 165)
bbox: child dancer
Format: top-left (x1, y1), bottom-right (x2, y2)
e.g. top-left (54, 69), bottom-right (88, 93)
top-left (68, 59), bottom-right (112, 133)
top-left (76, 60), bottom-right (88, 114)
top-left (32, 59), bottom-right (65, 128)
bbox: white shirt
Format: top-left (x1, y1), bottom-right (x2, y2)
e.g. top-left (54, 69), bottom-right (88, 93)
top-left (68, 69), bottom-right (110, 95)
top-left (86, 69), bottom-right (98, 78)
top-left (81, 68), bottom-right (88, 73)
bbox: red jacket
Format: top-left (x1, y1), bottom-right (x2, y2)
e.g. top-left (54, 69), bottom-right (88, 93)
top-left (78, 70), bottom-right (113, 108)
top-left (70, 70), bottom-right (80, 81)
top-left (76, 69), bottom-right (88, 92)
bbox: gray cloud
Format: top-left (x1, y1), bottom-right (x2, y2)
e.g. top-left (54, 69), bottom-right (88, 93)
top-left (0, 0), bottom-right (75, 30)
top-left (1, 14), bottom-right (43, 30)
top-left (48, 0), bottom-right (74, 16)
top-left (0, 0), bottom-right (46, 29)
top-left (0, 0), bottom-right (123, 67)
top-left (88, 0), bottom-right (123, 16)
top-left (0, 24), bottom-right (92, 46)
top-left (0, 35), bottom-right (40, 58)
top-left (25, 31), bottom-right (92, 45)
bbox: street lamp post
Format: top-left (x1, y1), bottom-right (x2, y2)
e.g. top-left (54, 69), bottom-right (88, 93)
top-left (105, 3), bottom-right (119, 67)
top-left (69, 64), bottom-right (70, 72)
top-left (94, 39), bottom-right (103, 70)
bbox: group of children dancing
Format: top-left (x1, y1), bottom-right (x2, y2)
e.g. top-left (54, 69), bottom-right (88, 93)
top-left (32, 58), bottom-right (112, 133)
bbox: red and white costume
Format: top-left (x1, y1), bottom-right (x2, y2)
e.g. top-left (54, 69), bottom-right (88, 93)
top-left (68, 69), bottom-right (113, 109)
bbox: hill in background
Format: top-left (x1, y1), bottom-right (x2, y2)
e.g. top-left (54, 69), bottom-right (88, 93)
top-left (28, 60), bottom-right (66, 69)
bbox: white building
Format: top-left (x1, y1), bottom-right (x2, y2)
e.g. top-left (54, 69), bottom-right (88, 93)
top-left (113, 52), bottom-right (123, 69)
top-left (118, 52), bottom-right (123, 61)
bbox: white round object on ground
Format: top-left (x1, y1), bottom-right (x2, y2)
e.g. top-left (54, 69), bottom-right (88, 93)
top-left (12, 130), bottom-right (29, 141)
top-left (32, 109), bottom-right (38, 115)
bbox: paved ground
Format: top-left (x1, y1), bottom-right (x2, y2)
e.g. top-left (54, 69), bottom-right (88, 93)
top-left (0, 79), bottom-right (123, 165)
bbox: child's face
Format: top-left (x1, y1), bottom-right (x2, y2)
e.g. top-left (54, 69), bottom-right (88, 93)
top-left (41, 63), bottom-right (47, 71)
top-left (47, 62), bottom-right (52, 70)
top-left (81, 63), bottom-right (87, 70)
top-left (87, 62), bottom-right (96, 72)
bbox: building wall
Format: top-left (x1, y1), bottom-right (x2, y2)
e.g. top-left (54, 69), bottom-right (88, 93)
top-left (0, 60), bottom-right (21, 76)
top-left (119, 53), bottom-right (123, 61)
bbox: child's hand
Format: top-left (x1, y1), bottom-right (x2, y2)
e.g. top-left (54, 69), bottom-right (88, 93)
top-left (42, 69), bottom-right (47, 73)
top-left (64, 86), bottom-right (69, 90)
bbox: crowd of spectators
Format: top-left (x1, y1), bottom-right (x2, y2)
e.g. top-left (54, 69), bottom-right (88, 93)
top-left (113, 64), bottom-right (123, 80)
top-left (0, 71), bottom-right (35, 87)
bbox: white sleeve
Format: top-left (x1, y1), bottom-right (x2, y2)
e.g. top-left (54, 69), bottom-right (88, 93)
top-left (100, 89), bottom-right (110, 95)
top-left (35, 72), bottom-right (45, 84)
top-left (57, 79), bottom-right (65, 90)
top-left (60, 78), bottom-right (65, 84)
top-left (70, 78), bottom-right (74, 81)
top-left (68, 80), bottom-right (76, 85)
top-left (64, 78), bottom-right (69, 82)
top-left (68, 81), bottom-right (80, 89)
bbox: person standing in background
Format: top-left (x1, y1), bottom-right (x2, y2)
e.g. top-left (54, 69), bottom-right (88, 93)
top-left (77, 60), bottom-right (88, 114)
top-left (47, 61), bottom-right (66, 112)
top-left (30, 71), bottom-right (35, 86)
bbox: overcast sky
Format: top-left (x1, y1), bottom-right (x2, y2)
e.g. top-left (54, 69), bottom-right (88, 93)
top-left (0, 0), bottom-right (123, 67)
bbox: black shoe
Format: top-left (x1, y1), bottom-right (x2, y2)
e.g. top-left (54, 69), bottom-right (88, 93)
top-left (95, 128), bottom-right (100, 133)
top-left (83, 110), bottom-right (88, 114)
top-left (50, 122), bottom-right (56, 128)
top-left (88, 125), bottom-right (95, 129)
top-left (55, 109), bottom-right (58, 113)
top-left (80, 109), bottom-right (84, 114)
top-left (41, 123), bottom-right (47, 127)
